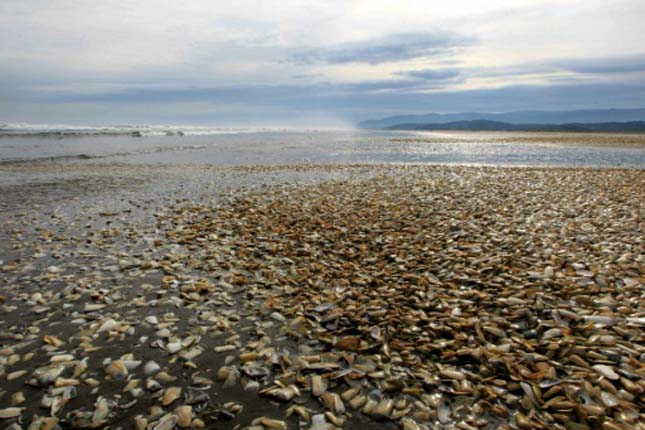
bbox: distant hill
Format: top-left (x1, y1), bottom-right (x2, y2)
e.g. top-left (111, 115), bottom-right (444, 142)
top-left (384, 120), bottom-right (645, 133)
top-left (358, 108), bottom-right (645, 129)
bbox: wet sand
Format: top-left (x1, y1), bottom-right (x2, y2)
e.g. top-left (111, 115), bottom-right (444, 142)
top-left (389, 131), bottom-right (645, 147)
top-left (0, 162), bottom-right (644, 430)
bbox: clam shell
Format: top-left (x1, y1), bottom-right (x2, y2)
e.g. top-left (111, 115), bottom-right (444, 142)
top-left (162, 387), bottom-right (182, 406)
top-left (174, 405), bottom-right (192, 428)
top-left (592, 364), bottom-right (619, 380)
top-left (104, 360), bottom-right (128, 380)
top-left (0, 407), bottom-right (23, 419)
top-left (311, 375), bottom-right (328, 397)
top-left (144, 360), bottom-right (161, 376)
top-left (251, 417), bottom-right (287, 430)
top-left (152, 414), bottom-right (178, 430)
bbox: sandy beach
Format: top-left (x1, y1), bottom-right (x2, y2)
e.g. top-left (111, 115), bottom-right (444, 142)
top-left (1, 159), bottom-right (643, 430)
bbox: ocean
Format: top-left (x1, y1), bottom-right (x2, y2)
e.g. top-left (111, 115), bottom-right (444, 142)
top-left (1, 127), bottom-right (644, 168)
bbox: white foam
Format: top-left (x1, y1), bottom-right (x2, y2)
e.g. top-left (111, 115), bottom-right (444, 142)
top-left (0, 123), bottom-right (274, 136)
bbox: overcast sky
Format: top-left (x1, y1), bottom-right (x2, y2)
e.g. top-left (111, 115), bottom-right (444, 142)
top-left (1, 0), bottom-right (644, 126)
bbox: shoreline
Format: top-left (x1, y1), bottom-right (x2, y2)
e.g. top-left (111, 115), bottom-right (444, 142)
top-left (0, 164), bottom-right (643, 430)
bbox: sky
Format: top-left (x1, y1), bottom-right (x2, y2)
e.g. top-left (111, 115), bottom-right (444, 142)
top-left (1, 0), bottom-right (644, 127)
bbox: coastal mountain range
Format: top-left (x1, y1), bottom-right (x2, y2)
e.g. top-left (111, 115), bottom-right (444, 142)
top-left (358, 108), bottom-right (645, 131)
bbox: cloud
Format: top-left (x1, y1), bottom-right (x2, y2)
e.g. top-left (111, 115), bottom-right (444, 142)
top-left (340, 80), bottom-right (426, 93)
top-left (2, 0), bottom-right (645, 125)
top-left (17, 77), bottom-right (454, 107)
top-left (10, 80), bottom-right (645, 116)
top-left (466, 54), bottom-right (645, 80)
top-left (3, 80), bottom-right (645, 127)
top-left (291, 32), bottom-right (474, 65)
top-left (395, 68), bottom-right (463, 82)
top-left (291, 73), bottom-right (320, 80)
top-left (553, 54), bottom-right (645, 74)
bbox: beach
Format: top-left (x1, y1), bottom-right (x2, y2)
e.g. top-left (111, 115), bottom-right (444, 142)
top-left (0, 133), bottom-right (644, 430)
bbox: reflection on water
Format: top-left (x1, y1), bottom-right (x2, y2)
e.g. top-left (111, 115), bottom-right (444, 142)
top-left (1, 130), bottom-right (644, 168)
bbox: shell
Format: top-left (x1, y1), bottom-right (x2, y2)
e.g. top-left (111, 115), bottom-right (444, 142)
top-left (144, 361), bottom-right (161, 376)
top-left (162, 387), bottom-right (182, 406)
top-left (29, 365), bottom-right (65, 386)
top-left (251, 417), bottom-right (287, 430)
top-left (592, 364), bottom-right (620, 380)
top-left (311, 376), bottom-right (328, 397)
top-left (91, 397), bottom-right (115, 426)
top-left (152, 414), bottom-right (178, 430)
top-left (96, 318), bottom-right (117, 333)
top-left (0, 407), bottom-right (23, 419)
top-left (104, 360), bottom-right (128, 380)
top-left (174, 406), bottom-right (192, 428)
top-left (11, 392), bottom-right (26, 406)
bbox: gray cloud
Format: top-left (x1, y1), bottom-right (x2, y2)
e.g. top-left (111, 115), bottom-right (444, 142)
top-left (3, 82), bottom-right (645, 128)
top-left (340, 80), bottom-right (426, 93)
top-left (394, 68), bottom-right (463, 83)
top-left (291, 73), bottom-right (320, 80)
top-left (466, 54), bottom-right (645, 79)
top-left (6, 81), bottom-right (645, 123)
top-left (291, 32), bottom-right (474, 65)
top-left (19, 80), bottom-right (427, 105)
top-left (554, 54), bottom-right (645, 74)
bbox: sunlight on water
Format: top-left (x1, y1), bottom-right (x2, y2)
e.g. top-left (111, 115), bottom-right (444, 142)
top-left (0, 130), bottom-right (643, 168)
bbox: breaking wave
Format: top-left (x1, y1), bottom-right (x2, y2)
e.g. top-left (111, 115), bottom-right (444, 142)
top-left (0, 144), bottom-right (209, 165)
top-left (0, 123), bottom-right (269, 138)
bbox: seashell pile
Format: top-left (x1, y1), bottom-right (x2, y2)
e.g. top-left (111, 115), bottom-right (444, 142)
top-left (0, 164), bottom-right (643, 429)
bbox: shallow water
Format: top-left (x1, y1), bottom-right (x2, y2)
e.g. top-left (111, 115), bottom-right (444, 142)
top-left (1, 130), bottom-right (644, 168)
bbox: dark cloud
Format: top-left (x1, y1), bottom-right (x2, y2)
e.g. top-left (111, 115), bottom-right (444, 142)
top-left (291, 32), bottom-right (474, 65)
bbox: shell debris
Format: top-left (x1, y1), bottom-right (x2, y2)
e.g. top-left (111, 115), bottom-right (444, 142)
top-left (0, 164), bottom-right (643, 430)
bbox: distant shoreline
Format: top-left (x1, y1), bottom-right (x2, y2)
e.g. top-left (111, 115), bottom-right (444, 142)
top-left (357, 108), bottom-right (645, 130)
top-left (383, 119), bottom-right (645, 133)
